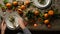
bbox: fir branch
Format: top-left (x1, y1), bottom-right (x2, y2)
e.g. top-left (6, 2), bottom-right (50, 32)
top-left (3, 0), bottom-right (9, 4)
top-left (0, 4), bottom-right (3, 7)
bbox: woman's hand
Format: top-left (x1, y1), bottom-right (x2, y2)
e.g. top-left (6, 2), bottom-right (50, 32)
top-left (1, 20), bottom-right (6, 34)
top-left (18, 17), bottom-right (26, 29)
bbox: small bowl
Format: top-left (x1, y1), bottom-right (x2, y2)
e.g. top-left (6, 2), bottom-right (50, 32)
top-left (32, 0), bottom-right (52, 9)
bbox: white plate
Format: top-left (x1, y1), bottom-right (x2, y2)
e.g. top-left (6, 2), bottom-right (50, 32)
top-left (5, 12), bottom-right (20, 30)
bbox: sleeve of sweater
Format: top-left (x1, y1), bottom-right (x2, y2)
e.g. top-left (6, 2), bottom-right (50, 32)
top-left (22, 28), bottom-right (31, 34)
top-left (17, 28), bottom-right (31, 34)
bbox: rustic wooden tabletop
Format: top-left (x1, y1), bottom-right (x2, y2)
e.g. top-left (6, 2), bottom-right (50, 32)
top-left (0, 0), bottom-right (60, 31)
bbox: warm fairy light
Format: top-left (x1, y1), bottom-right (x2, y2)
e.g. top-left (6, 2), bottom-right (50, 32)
top-left (24, 1), bottom-right (30, 5)
top-left (20, 5), bottom-right (26, 10)
top-left (44, 13), bottom-right (48, 18)
top-left (34, 24), bottom-right (38, 27)
top-left (48, 10), bottom-right (54, 16)
top-left (44, 19), bottom-right (49, 24)
top-left (34, 10), bottom-right (39, 16)
top-left (47, 24), bottom-right (51, 28)
top-left (13, 1), bottom-right (18, 6)
top-left (6, 3), bottom-right (12, 8)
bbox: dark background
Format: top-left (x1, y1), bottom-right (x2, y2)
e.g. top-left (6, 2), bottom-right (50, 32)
top-left (0, 29), bottom-right (60, 34)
